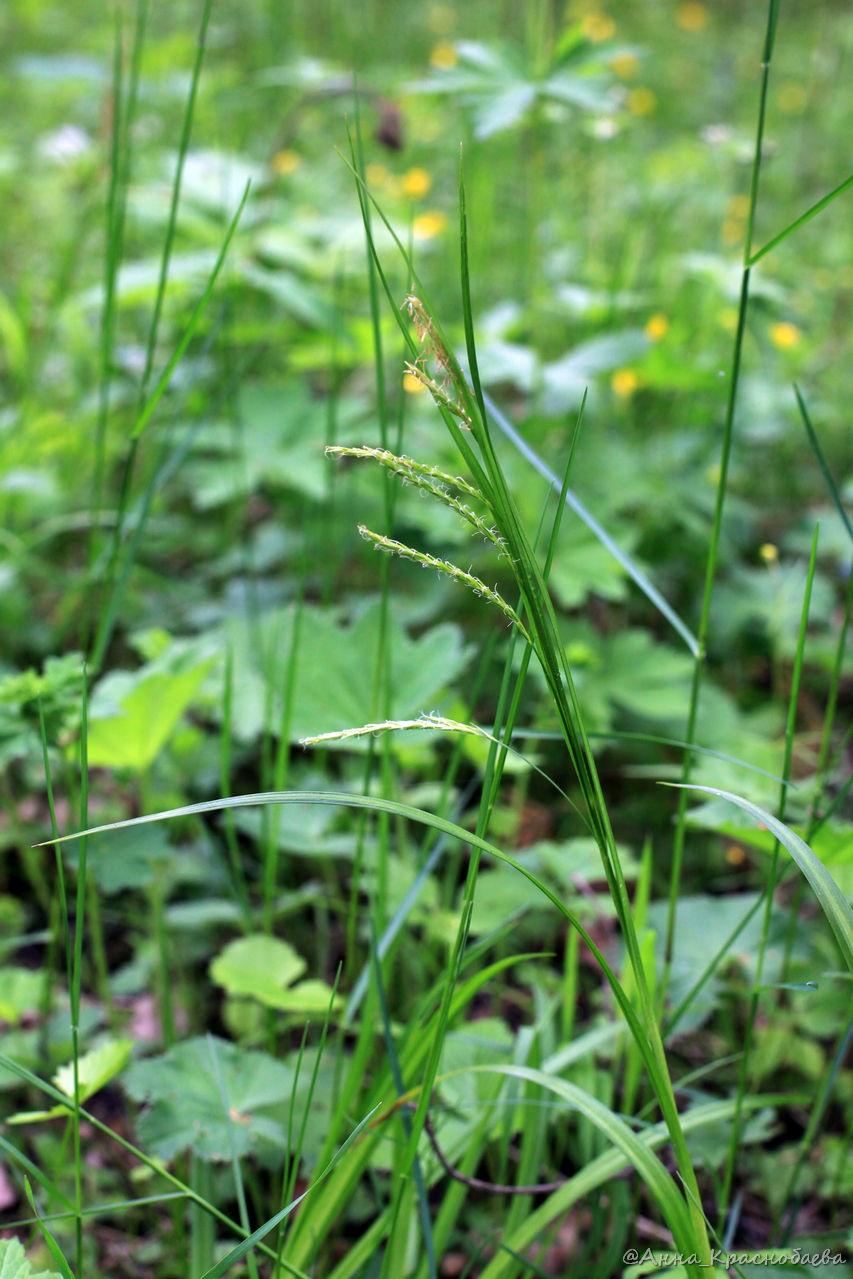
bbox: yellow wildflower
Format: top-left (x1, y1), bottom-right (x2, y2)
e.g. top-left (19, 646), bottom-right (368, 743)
top-left (759, 543), bottom-right (779, 564)
top-left (611, 369), bottom-right (639, 398)
top-left (676, 3), bottom-right (709, 32)
top-left (430, 41), bottom-right (458, 70)
top-left (721, 218), bottom-right (743, 246)
top-left (271, 149), bottom-right (300, 176)
top-left (401, 167), bottom-right (432, 199)
top-left (645, 313), bottom-right (669, 341)
top-left (581, 13), bottom-right (616, 42)
top-left (610, 52), bottom-right (639, 79)
top-left (627, 87), bottom-right (656, 116)
top-left (719, 308), bottom-right (738, 333)
top-left (770, 322), bottom-right (801, 350)
top-left (412, 211), bottom-right (447, 239)
top-left (366, 162), bottom-right (390, 188)
top-left (403, 371), bottom-right (426, 395)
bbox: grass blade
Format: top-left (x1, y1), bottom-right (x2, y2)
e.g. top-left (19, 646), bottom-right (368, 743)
top-left (666, 785), bottom-right (853, 975)
top-left (478, 385), bottom-right (699, 656)
top-left (749, 170), bottom-right (853, 266)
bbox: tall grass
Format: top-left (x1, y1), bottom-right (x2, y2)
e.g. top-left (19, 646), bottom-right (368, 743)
top-left (4, 0), bottom-right (853, 1275)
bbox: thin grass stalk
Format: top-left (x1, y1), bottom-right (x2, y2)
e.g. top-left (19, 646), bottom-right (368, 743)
top-left (276, 977), bottom-right (339, 1265)
top-left (719, 525), bottom-right (819, 1223)
top-left (0, 1053), bottom-right (293, 1271)
top-left (661, 0), bottom-right (780, 1011)
top-left (261, 592), bottom-right (304, 933)
top-left (451, 172), bottom-right (712, 1265)
top-left (371, 923), bottom-right (437, 1279)
top-left (344, 109), bottom-right (396, 964)
top-left (89, 0), bottom-right (218, 669)
top-left (70, 672), bottom-right (89, 1277)
top-left (220, 644), bottom-right (253, 927)
top-left (208, 1036), bottom-right (260, 1279)
top-left (89, 1), bottom-right (147, 602)
top-left (39, 700), bottom-right (71, 992)
top-left (775, 1006), bottom-right (853, 1244)
top-left (190, 1156), bottom-right (215, 1276)
top-left (91, 182), bottom-right (249, 670)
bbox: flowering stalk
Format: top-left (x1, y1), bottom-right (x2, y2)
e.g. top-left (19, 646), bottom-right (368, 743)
top-left (327, 445), bottom-right (506, 553)
top-left (358, 525), bottom-right (530, 642)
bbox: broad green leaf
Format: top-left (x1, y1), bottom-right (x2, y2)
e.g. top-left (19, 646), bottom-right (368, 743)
top-left (548, 519), bottom-right (639, 608)
top-left (10, 1038), bottom-right (133, 1123)
top-left (0, 1236), bottom-right (62, 1279)
top-left (210, 934), bottom-right (341, 1015)
top-left (87, 643), bottom-right (216, 772)
top-left (122, 1035), bottom-right (295, 1161)
top-left (671, 785), bottom-right (853, 975)
top-left (185, 382), bottom-right (356, 508)
top-left (0, 968), bottom-right (43, 1025)
top-left (558, 625), bottom-right (695, 729)
top-left (64, 823), bottom-right (174, 893)
top-left (54, 1038), bottom-right (134, 1102)
top-left (222, 602), bottom-right (470, 744)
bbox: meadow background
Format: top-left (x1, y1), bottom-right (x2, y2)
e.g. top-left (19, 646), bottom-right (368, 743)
top-left (1, 0), bottom-right (852, 1276)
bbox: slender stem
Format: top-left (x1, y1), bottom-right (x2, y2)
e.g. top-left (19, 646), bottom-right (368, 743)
top-left (661, 0), bottom-right (779, 1011)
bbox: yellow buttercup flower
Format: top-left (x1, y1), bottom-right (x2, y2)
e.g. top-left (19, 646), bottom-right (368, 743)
top-left (727, 193), bottom-right (751, 220)
top-left (759, 542), bottom-right (779, 564)
top-left (430, 41), bottom-right (458, 70)
top-left (412, 211), bottom-right (447, 239)
top-left (271, 149), bottom-right (300, 176)
top-left (645, 313), bottom-right (669, 341)
top-left (401, 168), bottom-right (432, 199)
top-left (611, 369), bottom-right (639, 397)
top-left (721, 218), bottom-right (743, 246)
top-left (581, 13), bottom-right (615, 42)
top-left (627, 87), bottom-right (656, 116)
top-left (676, 3), bottom-right (709, 32)
top-left (770, 321), bottom-right (801, 349)
top-left (403, 371), bottom-right (426, 395)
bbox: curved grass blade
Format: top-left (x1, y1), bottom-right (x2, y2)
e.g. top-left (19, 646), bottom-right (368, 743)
top-left (795, 383), bottom-right (853, 543)
top-left (132, 180), bottom-right (251, 441)
top-left (474, 1095), bottom-right (791, 1279)
top-left (199, 1105), bottom-right (379, 1279)
top-left (665, 784), bottom-right (853, 974)
top-left (35, 789), bottom-right (655, 1091)
top-left (23, 1179), bottom-right (75, 1279)
top-left (476, 384), bottom-right (699, 656)
top-left (0, 1053), bottom-right (289, 1271)
top-left (749, 170), bottom-right (853, 266)
top-left (515, 727), bottom-right (795, 788)
top-left (452, 1065), bottom-right (696, 1269)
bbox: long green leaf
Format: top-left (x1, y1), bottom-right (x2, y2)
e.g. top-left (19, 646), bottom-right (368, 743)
top-left (667, 784), bottom-right (853, 973)
top-left (749, 170), bottom-right (853, 265)
top-left (478, 385), bottom-right (699, 655)
top-left (200, 1107), bottom-right (378, 1279)
top-left (455, 1066), bottom-right (694, 1263)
